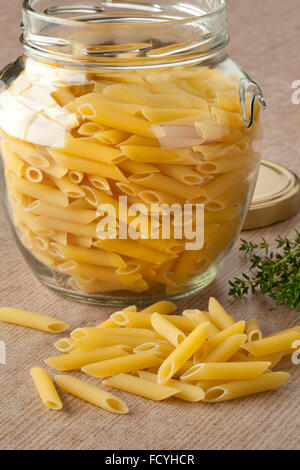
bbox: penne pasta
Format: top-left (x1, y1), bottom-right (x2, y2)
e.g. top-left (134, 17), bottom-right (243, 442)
top-left (56, 244), bottom-right (126, 268)
top-left (181, 361), bottom-right (271, 382)
top-left (26, 200), bottom-right (97, 224)
top-left (54, 375), bottom-right (129, 414)
top-left (75, 334), bottom-right (164, 351)
top-left (0, 307), bottom-right (69, 333)
top-left (45, 345), bottom-right (133, 371)
top-left (103, 373), bottom-right (178, 401)
top-left (242, 331), bottom-right (300, 357)
top-left (157, 322), bottom-right (210, 384)
top-left (11, 175), bottom-right (69, 208)
top-left (204, 372), bottom-right (290, 402)
top-left (208, 297), bottom-right (235, 330)
top-left (30, 368), bottom-right (63, 410)
top-left (82, 351), bottom-right (165, 378)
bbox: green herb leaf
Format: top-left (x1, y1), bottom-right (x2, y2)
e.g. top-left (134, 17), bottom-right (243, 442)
top-left (228, 231), bottom-right (300, 310)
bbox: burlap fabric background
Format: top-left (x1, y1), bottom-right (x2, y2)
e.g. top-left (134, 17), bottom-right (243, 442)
top-left (0, 0), bottom-right (299, 450)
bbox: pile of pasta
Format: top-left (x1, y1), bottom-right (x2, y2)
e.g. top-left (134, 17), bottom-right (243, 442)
top-left (1, 299), bottom-right (298, 413)
top-left (0, 61), bottom-right (261, 297)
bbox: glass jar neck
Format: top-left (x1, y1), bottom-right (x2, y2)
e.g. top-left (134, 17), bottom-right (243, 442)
top-left (21, 0), bottom-right (229, 69)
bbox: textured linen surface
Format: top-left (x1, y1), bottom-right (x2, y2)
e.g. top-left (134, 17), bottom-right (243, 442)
top-left (0, 0), bottom-right (299, 450)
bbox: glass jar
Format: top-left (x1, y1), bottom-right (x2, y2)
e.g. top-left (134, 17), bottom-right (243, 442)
top-left (0, 0), bottom-right (265, 305)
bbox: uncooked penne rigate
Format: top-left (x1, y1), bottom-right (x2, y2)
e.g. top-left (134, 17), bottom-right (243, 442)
top-left (0, 62), bottom-right (262, 301)
top-left (14, 297), bottom-right (296, 415)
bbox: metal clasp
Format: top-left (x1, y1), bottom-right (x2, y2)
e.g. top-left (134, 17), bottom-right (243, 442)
top-left (240, 78), bottom-right (266, 129)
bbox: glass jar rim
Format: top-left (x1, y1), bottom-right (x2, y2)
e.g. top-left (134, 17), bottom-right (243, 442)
top-left (23, 0), bottom-right (227, 26)
top-left (21, 1), bottom-right (229, 69)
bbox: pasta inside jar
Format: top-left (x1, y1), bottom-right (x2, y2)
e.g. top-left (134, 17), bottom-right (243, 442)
top-left (0, 0), bottom-right (264, 304)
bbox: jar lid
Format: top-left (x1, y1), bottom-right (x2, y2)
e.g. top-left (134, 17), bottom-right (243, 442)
top-left (243, 160), bottom-right (300, 230)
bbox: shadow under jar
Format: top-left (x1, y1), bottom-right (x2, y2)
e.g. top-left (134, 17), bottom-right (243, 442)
top-left (0, 0), bottom-right (265, 305)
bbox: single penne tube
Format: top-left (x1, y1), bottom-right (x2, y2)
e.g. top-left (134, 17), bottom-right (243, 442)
top-left (0, 307), bottom-right (69, 333)
top-left (181, 361), bottom-right (271, 382)
top-left (182, 310), bottom-right (220, 338)
top-left (94, 239), bottom-right (171, 265)
top-left (49, 149), bottom-right (127, 183)
top-left (30, 368), bottom-right (63, 410)
top-left (75, 335), bottom-right (164, 351)
top-left (208, 297), bottom-right (235, 330)
top-left (203, 334), bottom-right (247, 362)
top-left (56, 244), bottom-right (126, 269)
top-left (52, 135), bottom-right (125, 165)
top-left (151, 312), bottom-right (186, 347)
top-left (71, 327), bottom-right (158, 340)
top-left (139, 301), bottom-right (176, 315)
top-left (120, 145), bottom-right (196, 165)
top-left (57, 260), bottom-right (141, 285)
top-left (246, 319), bottom-right (263, 342)
top-left (103, 373), bottom-right (178, 401)
top-left (54, 375), bottom-right (129, 414)
top-left (136, 370), bottom-right (205, 402)
top-left (158, 164), bottom-right (205, 185)
top-left (54, 337), bottom-right (77, 353)
top-left (45, 345), bottom-right (133, 371)
top-left (241, 331), bottom-right (300, 357)
top-left (157, 322), bottom-right (210, 384)
top-left (26, 200), bottom-right (97, 224)
top-left (110, 311), bottom-right (195, 332)
top-left (82, 351), bottom-right (165, 378)
top-left (11, 176), bottom-right (69, 208)
top-left (204, 372), bottom-right (291, 402)
top-left (197, 321), bottom-right (246, 358)
top-left (128, 172), bottom-right (205, 200)
top-left (77, 102), bottom-right (157, 138)
top-left (35, 216), bottom-right (97, 238)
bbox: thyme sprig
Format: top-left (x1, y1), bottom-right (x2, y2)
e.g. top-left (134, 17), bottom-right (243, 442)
top-left (228, 231), bottom-right (300, 310)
